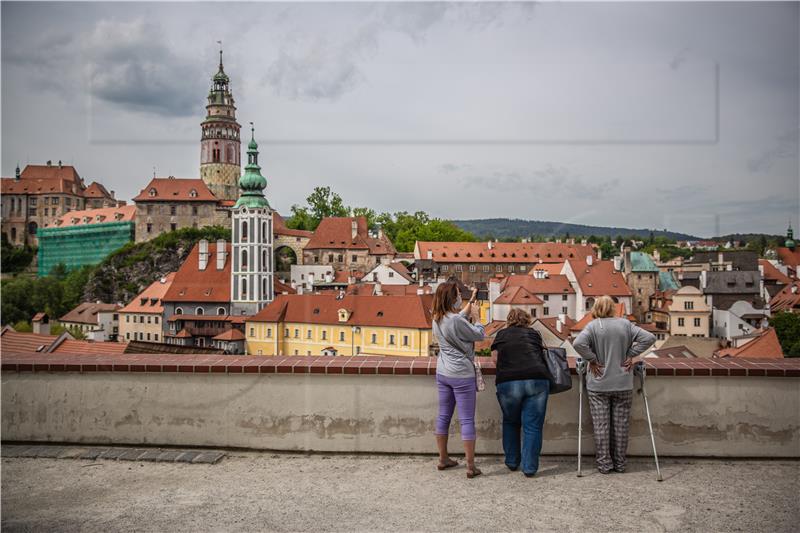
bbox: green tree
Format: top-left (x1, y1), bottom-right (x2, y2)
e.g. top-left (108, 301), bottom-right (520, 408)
top-left (12, 320), bottom-right (32, 332)
top-left (306, 186), bottom-right (350, 221)
top-left (769, 312), bottom-right (800, 357)
top-left (1, 233), bottom-right (35, 274)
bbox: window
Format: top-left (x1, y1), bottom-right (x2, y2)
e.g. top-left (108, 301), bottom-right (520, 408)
top-left (242, 278), bottom-right (248, 299)
top-left (388, 334), bottom-right (396, 345)
top-left (483, 265), bottom-right (490, 272)
top-left (328, 254), bottom-right (334, 263)
top-left (351, 255), bottom-right (357, 262)
top-left (532, 309), bottom-right (537, 317)
top-left (496, 265), bottom-right (502, 272)
top-left (562, 294), bottom-right (568, 301)
top-left (147, 333), bottom-right (151, 341)
top-left (126, 333), bottom-right (130, 340)
top-left (192, 206), bottom-right (198, 216)
top-left (694, 318), bottom-right (701, 327)
top-left (322, 331), bottom-right (327, 340)
top-left (402, 335), bottom-right (409, 346)
top-left (356, 346), bottom-right (361, 354)
top-left (154, 317), bottom-right (159, 324)
top-left (242, 221), bottom-right (248, 242)
top-left (170, 223), bottom-right (177, 232)
top-left (508, 265), bottom-right (515, 272)
top-left (175, 307), bottom-right (183, 315)
top-left (146, 223), bottom-right (153, 233)
top-left (455, 264), bottom-right (463, 272)
top-left (267, 328), bottom-right (272, 338)
top-left (294, 329), bottom-right (299, 338)
top-left (170, 205), bottom-right (177, 216)
top-left (469, 265), bottom-right (476, 272)
top-left (44, 208), bottom-right (49, 216)
top-left (307, 329), bottom-right (312, 339)
top-left (684, 301), bottom-right (694, 310)
top-left (389, 272), bottom-right (395, 278)
top-left (339, 331), bottom-right (345, 341)
top-left (337, 254), bottom-right (343, 263)
top-left (250, 328), bottom-right (255, 337)
top-left (371, 333), bottom-right (377, 344)
top-left (441, 265), bottom-right (449, 272)
top-left (562, 306), bottom-right (568, 314)
top-left (544, 307), bottom-right (549, 315)
top-left (242, 249), bottom-right (248, 269)
top-left (154, 334), bottom-right (158, 342)
top-left (196, 307), bottom-right (204, 315)
top-left (678, 318), bottom-right (685, 327)
top-left (285, 328), bottom-right (289, 337)
top-left (126, 315), bottom-right (130, 322)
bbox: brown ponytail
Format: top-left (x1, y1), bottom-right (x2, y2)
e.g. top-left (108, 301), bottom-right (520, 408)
top-left (432, 281), bottom-right (459, 323)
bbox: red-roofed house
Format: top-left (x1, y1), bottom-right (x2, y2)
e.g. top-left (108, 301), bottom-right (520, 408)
top-left (303, 217), bottom-right (397, 273)
top-left (715, 328), bottom-right (784, 359)
top-left (414, 240), bottom-right (597, 284)
top-left (2, 163), bottom-right (119, 246)
top-left (119, 273), bottom-right (176, 343)
top-left (770, 281), bottom-right (800, 314)
top-left (488, 271), bottom-right (577, 321)
top-left (363, 262), bottom-right (416, 285)
top-left (245, 293), bottom-right (434, 356)
top-left (563, 257), bottom-right (632, 320)
top-left (59, 302), bottom-right (122, 342)
top-left (132, 177), bottom-right (231, 242)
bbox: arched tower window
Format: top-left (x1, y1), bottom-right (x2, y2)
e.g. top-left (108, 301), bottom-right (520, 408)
top-left (241, 221), bottom-right (248, 242)
top-left (262, 250), bottom-right (267, 269)
top-left (263, 278), bottom-right (268, 298)
top-left (262, 222), bottom-right (267, 242)
top-left (242, 249), bottom-right (248, 270)
top-left (227, 144), bottom-right (234, 163)
top-left (242, 278), bottom-right (248, 299)
top-left (195, 307), bottom-right (204, 316)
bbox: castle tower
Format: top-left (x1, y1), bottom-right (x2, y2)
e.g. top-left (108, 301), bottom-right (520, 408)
top-left (231, 125), bottom-right (273, 316)
top-left (200, 49), bottom-right (241, 201)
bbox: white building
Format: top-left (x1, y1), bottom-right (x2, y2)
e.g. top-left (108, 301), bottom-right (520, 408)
top-left (363, 262), bottom-right (415, 285)
top-left (58, 302), bottom-right (121, 342)
top-left (712, 300), bottom-right (771, 340)
top-left (230, 127), bottom-right (274, 316)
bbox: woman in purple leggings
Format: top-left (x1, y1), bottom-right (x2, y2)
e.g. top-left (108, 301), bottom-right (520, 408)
top-left (432, 281), bottom-right (485, 478)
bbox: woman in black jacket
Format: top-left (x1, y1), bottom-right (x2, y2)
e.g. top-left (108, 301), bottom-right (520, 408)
top-left (491, 308), bottom-right (551, 477)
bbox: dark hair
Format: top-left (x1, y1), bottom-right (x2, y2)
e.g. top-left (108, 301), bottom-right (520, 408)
top-left (506, 308), bottom-right (532, 328)
top-left (433, 281), bottom-right (459, 323)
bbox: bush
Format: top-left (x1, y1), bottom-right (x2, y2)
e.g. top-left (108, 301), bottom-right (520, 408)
top-left (769, 312), bottom-right (800, 357)
top-left (12, 320), bottom-right (32, 332)
top-left (1, 233), bottom-right (35, 274)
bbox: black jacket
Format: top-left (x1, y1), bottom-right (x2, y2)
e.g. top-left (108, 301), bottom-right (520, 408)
top-left (491, 326), bottom-right (551, 385)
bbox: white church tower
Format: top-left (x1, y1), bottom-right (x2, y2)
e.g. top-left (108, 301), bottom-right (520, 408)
top-left (231, 124), bottom-right (273, 315)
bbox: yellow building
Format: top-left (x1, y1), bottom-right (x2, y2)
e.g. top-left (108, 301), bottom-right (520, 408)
top-left (668, 286), bottom-right (711, 337)
top-left (246, 293), bottom-right (434, 357)
top-left (118, 273), bottom-right (175, 343)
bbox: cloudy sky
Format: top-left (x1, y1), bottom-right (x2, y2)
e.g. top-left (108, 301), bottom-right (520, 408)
top-left (2, 1), bottom-right (798, 237)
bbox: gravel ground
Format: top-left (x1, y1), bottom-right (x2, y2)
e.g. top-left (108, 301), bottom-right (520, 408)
top-left (3, 453), bottom-right (798, 532)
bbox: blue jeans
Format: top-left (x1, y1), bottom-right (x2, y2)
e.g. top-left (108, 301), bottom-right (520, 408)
top-left (495, 379), bottom-right (550, 475)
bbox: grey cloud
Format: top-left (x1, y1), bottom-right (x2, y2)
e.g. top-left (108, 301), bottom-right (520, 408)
top-left (748, 128), bottom-right (800, 173)
top-left (86, 19), bottom-right (206, 117)
top-left (264, 3), bottom-right (534, 102)
top-left (458, 164), bottom-right (620, 199)
top-left (656, 184), bottom-right (710, 199)
top-left (438, 163), bottom-right (472, 174)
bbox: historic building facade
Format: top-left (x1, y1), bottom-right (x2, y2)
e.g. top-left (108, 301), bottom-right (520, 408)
top-left (199, 50), bottom-right (241, 202)
top-left (231, 128), bottom-right (274, 316)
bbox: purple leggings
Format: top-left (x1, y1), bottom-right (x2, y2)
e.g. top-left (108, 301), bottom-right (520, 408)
top-left (435, 374), bottom-right (477, 441)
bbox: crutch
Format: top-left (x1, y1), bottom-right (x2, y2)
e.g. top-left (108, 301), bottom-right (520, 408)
top-left (575, 357), bottom-right (587, 477)
top-left (635, 362), bottom-right (663, 482)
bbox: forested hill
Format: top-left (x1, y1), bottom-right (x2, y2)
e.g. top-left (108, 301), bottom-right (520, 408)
top-left (451, 218), bottom-right (699, 241)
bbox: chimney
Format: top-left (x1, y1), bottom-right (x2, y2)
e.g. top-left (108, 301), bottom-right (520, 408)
top-left (198, 239), bottom-right (209, 271)
top-left (427, 250), bottom-right (433, 260)
top-left (417, 287), bottom-right (424, 295)
top-left (216, 239), bottom-right (226, 270)
top-left (556, 317), bottom-right (564, 334)
top-left (623, 247), bottom-right (632, 273)
top-left (717, 252), bottom-right (724, 265)
top-left (586, 254), bottom-right (594, 267)
top-left (351, 219), bottom-right (358, 240)
top-left (375, 282), bottom-right (383, 296)
top-left (791, 285), bottom-right (798, 294)
top-left (110, 190), bottom-right (115, 198)
top-left (15, 165), bottom-right (20, 180)
top-left (700, 270), bottom-right (708, 289)
top-left (58, 160), bottom-right (62, 168)
top-left (581, 239), bottom-right (588, 246)
top-left (613, 256), bottom-right (621, 271)
top-left (488, 240), bottom-right (493, 250)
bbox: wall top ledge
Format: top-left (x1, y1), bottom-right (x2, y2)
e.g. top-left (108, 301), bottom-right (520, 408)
top-left (1, 352), bottom-right (798, 378)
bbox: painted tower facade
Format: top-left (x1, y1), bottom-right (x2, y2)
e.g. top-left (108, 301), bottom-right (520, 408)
top-left (231, 126), bottom-right (274, 316)
top-left (200, 50), bottom-right (241, 201)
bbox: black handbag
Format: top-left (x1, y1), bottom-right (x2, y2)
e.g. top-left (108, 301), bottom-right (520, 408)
top-left (544, 347), bottom-right (572, 394)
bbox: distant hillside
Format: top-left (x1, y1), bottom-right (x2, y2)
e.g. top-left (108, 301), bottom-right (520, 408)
top-left (451, 218), bottom-right (698, 241)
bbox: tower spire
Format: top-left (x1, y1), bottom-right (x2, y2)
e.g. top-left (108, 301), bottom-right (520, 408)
top-left (217, 41), bottom-right (223, 69)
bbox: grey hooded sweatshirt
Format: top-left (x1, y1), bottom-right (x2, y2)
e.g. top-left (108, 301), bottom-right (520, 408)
top-left (433, 308), bottom-right (486, 379)
top-left (573, 317), bottom-right (656, 392)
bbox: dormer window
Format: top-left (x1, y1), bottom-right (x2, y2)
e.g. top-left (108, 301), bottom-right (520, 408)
top-left (189, 189), bottom-right (198, 198)
top-left (148, 188), bottom-right (157, 197)
top-left (337, 309), bottom-right (351, 322)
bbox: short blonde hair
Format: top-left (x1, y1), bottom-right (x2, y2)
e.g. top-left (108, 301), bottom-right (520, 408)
top-left (591, 296), bottom-right (616, 319)
top-left (506, 308), bottom-right (532, 328)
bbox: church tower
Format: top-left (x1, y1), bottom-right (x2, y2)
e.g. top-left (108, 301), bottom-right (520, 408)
top-left (200, 49), bottom-right (241, 201)
top-left (231, 125), bottom-right (274, 316)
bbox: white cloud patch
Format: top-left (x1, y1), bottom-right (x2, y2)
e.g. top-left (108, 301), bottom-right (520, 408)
top-left (457, 164), bottom-right (620, 200)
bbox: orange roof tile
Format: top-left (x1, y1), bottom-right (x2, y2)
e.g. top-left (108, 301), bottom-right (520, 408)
top-left (0, 328), bottom-right (58, 352)
top-left (535, 316), bottom-right (576, 341)
top-left (501, 273), bottom-right (575, 295)
top-left (51, 339), bottom-right (128, 355)
top-left (528, 263), bottom-right (566, 275)
top-left (163, 242), bottom-right (230, 303)
top-left (60, 302), bottom-right (121, 325)
top-left (305, 217), bottom-right (396, 255)
top-left (119, 273), bottom-right (176, 314)
top-left (717, 328), bottom-right (784, 359)
top-left (776, 247), bottom-right (800, 270)
top-left (274, 278), bottom-right (297, 295)
top-left (273, 212), bottom-right (314, 238)
top-left (83, 181), bottom-right (114, 199)
top-left (53, 205), bottom-right (135, 227)
top-left (770, 281), bottom-right (800, 313)
top-left (494, 286), bottom-right (544, 305)
top-left (132, 177), bottom-right (217, 202)
top-left (416, 241), bottom-right (595, 264)
top-left (760, 259), bottom-right (792, 284)
top-left (570, 303), bottom-right (632, 332)
top-left (1, 164), bottom-right (85, 196)
top-left (212, 329), bottom-right (246, 341)
top-left (568, 259), bottom-right (632, 297)
top-left (249, 293), bottom-right (433, 329)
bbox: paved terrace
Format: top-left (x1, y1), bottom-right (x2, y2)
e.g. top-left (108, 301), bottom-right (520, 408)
top-left (3, 451), bottom-right (798, 532)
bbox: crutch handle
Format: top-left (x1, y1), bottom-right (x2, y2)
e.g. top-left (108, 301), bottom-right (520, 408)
top-left (575, 357), bottom-right (588, 375)
top-left (633, 361), bottom-right (646, 377)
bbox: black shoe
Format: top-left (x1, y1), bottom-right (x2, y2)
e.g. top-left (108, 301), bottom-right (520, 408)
top-left (613, 467), bottom-right (625, 473)
top-left (506, 464), bottom-right (519, 472)
top-left (523, 472), bottom-right (536, 478)
top-left (598, 469), bottom-right (613, 474)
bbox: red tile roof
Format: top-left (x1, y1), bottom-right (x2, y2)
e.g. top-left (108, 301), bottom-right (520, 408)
top-left (776, 247), bottom-right (800, 271)
top-left (0, 328), bottom-right (58, 352)
top-left (273, 212), bottom-right (314, 238)
top-left (484, 320), bottom-right (508, 336)
top-left (1, 165), bottom-right (84, 195)
top-left (568, 259), bottom-right (632, 297)
top-left (346, 283), bottom-right (433, 296)
top-left (387, 262), bottom-right (415, 282)
top-left (760, 259), bottom-right (792, 284)
top-left (304, 217), bottom-right (397, 255)
top-left (32, 313), bottom-right (48, 322)
top-left (249, 293), bottom-right (434, 329)
top-left (416, 241), bottom-right (595, 264)
top-left (51, 339), bottom-right (128, 355)
top-left (163, 242), bottom-right (230, 303)
top-left (493, 286), bottom-right (544, 305)
top-left (213, 329), bottom-right (246, 341)
top-left (528, 263), bottom-right (566, 276)
top-left (535, 316), bottom-right (576, 341)
top-left (60, 302), bottom-right (122, 325)
top-left (274, 278), bottom-right (297, 295)
top-left (769, 281), bottom-right (800, 313)
top-left (570, 303), bottom-right (632, 332)
top-left (132, 178), bottom-right (217, 202)
top-left (650, 345), bottom-right (698, 358)
top-left (83, 181), bottom-right (114, 199)
top-left (501, 273), bottom-right (575, 295)
top-left (119, 273), bottom-right (176, 314)
top-left (54, 205), bottom-right (136, 227)
top-left (716, 328), bottom-right (784, 359)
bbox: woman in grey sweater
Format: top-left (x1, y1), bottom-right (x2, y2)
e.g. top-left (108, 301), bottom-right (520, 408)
top-left (573, 296), bottom-right (656, 474)
top-left (432, 281), bottom-right (485, 478)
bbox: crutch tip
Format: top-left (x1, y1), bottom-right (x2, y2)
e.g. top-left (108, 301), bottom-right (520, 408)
top-left (657, 476), bottom-right (663, 482)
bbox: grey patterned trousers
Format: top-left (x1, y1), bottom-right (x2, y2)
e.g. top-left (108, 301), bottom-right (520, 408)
top-left (587, 389), bottom-right (633, 473)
